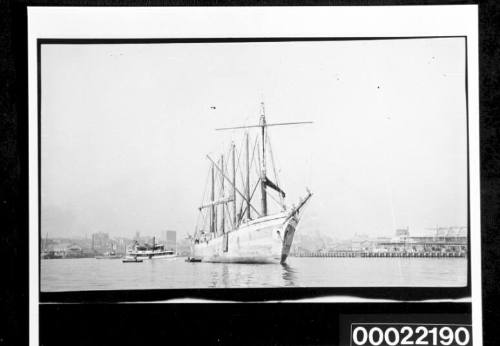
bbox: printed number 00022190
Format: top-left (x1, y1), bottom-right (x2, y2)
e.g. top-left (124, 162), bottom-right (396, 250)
top-left (351, 324), bottom-right (471, 346)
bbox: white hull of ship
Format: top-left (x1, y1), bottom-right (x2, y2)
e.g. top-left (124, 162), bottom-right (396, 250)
top-left (192, 212), bottom-right (298, 264)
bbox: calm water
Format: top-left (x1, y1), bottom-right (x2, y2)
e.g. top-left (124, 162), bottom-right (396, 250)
top-left (41, 257), bottom-right (467, 292)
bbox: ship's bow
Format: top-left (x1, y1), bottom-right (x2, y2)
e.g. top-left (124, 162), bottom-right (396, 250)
top-left (280, 216), bottom-right (298, 263)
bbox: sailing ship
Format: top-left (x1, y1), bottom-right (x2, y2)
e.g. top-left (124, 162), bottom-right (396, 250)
top-left (190, 103), bottom-right (313, 264)
top-left (125, 237), bottom-right (176, 260)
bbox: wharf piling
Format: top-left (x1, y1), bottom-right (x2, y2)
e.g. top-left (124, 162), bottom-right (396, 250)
top-left (290, 251), bottom-right (466, 258)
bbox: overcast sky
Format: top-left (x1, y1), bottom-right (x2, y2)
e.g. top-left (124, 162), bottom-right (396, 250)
top-left (41, 38), bottom-right (467, 240)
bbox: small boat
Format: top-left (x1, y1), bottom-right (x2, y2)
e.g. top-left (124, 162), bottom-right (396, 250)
top-left (122, 257), bottom-right (143, 263)
top-left (185, 257), bottom-right (202, 262)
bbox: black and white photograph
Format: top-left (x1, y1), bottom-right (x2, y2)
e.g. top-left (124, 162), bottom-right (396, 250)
top-left (39, 37), bottom-right (469, 291)
top-left (26, 6), bottom-right (483, 346)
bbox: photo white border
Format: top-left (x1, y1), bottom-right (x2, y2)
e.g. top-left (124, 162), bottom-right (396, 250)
top-left (28, 6), bottom-right (480, 346)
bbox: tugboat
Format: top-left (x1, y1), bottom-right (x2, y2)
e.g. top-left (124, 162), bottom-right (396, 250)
top-left (190, 103), bottom-right (313, 264)
top-left (126, 237), bottom-right (176, 260)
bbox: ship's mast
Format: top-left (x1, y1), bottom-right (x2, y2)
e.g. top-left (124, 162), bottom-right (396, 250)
top-left (220, 154), bottom-right (225, 234)
top-left (260, 102), bottom-right (268, 216)
top-left (212, 102), bottom-right (312, 222)
top-left (210, 163), bottom-right (215, 234)
top-left (232, 142), bottom-right (237, 228)
top-left (245, 132), bottom-right (251, 220)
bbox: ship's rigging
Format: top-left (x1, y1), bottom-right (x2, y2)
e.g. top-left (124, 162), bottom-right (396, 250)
top-left (194, 103), bottom-right (312, 240)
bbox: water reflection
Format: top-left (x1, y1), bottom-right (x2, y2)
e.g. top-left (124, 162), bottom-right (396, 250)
top-left (208, 265), bottom-right (219, 288)
top-left (207, 262), bottom-right (296, 288)
top-left (280, 263), bottom-right (297, 286)
top-left (41, 257), bottom-right (468, 291)
top-left (221, 264), bottom-right (229, 287)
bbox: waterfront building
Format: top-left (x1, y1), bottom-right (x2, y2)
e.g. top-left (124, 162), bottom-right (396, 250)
top-left (161, 230), bottom-right (177, 251)
top-left (376, 227), bottom-right (467, 254)
top-left (91, 232), bottom-right (111, 254)
top-left (289, 226), bottom-right (467, 257)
